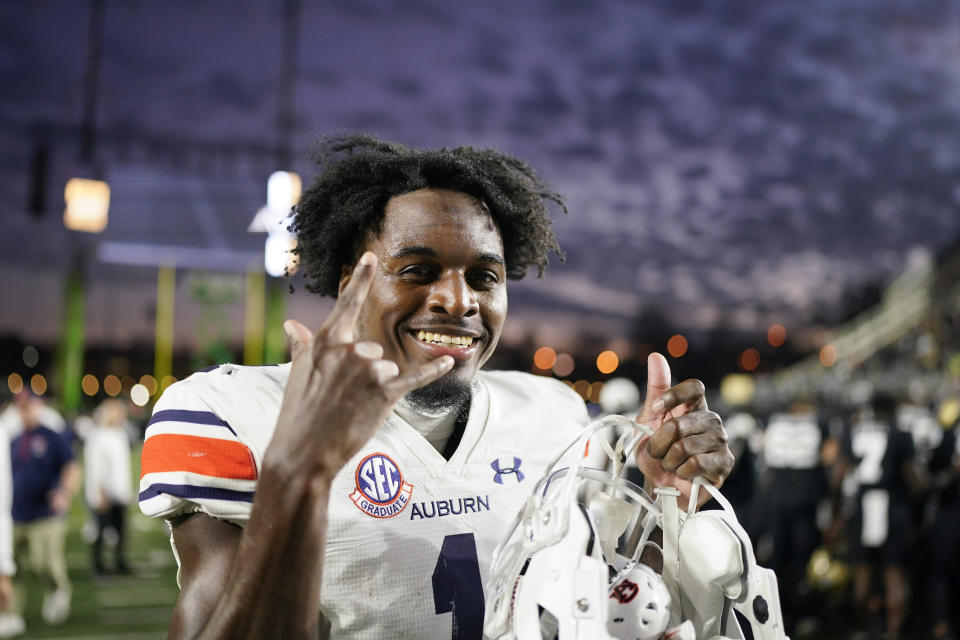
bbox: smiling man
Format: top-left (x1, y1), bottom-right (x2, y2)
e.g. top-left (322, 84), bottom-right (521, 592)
top-left (353, 188), bottom-right (507, 417)
top-left (139, 135), bottom-right (733, 639)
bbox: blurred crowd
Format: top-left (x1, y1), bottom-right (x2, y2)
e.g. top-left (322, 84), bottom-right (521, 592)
top-left (0, 391), bottom-right (137, 638)
top-left (723, 392), bottom-right (960, 640)
top-left (606, 381), bottom-right (960, 640)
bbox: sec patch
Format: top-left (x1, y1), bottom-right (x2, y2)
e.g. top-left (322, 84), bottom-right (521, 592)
top-left (350, 452), bottom-right (414, 518)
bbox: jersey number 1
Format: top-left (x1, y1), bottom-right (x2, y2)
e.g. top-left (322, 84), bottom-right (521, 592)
top-left (432, 533), bottom-right (484, 640)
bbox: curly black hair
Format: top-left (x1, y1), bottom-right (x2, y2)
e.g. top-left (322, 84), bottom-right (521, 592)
top-left (290, 134), bottom-right (566, 297)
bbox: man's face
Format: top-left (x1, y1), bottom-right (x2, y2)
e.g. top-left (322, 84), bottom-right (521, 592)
top-left (342, 188), bottom-right (507, 408)
top-left (17, 396), bottom-right (41, 430)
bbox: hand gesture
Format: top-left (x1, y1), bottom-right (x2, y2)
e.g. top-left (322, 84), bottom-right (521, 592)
top-left (265, 252), bottom-right (454, 482)
top-left (634, 353), bottom-right (733, 510)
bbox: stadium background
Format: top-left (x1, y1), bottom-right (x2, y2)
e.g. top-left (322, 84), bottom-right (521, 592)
top-left (1, 1), bottom-right (958, 638)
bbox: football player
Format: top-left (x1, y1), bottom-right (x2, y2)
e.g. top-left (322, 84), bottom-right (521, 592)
top-left (139, 135), bottom-right (734, 639)
top-left (755, 399), bottom-right (834, 628)
top-left (837, 392), bottom-right (926, 639)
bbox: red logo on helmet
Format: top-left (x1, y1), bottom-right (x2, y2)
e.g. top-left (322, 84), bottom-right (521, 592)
top-left (610, 579), bottom-right (639, 604)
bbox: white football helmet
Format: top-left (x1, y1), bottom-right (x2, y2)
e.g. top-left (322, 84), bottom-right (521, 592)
top-left (483, 414), bottom-right (789, 640)
top-left (607, 563), bottom-right (672, 640)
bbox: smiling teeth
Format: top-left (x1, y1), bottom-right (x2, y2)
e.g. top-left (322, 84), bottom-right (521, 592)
top-left (416, 331), bottom-right (474, 347)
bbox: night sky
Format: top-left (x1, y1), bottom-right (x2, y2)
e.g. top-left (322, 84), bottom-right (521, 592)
top-left (1, 0), bottom-right (959, 351)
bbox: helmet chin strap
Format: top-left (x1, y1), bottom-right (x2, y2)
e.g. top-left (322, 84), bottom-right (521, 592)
top-left (655, 485), bottom-right (684, 630)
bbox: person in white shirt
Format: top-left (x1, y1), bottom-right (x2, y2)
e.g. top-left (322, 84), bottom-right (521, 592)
top-left (84, 399), bottom-right (133, 575)
top-left (0, 397), bottom-right (66, 440)
top-left (0, 422), bottom-right (21, 638)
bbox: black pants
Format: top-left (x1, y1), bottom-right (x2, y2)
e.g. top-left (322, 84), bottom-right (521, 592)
top-left (768, 500), bottom-right (820, 622)
top-left (92, 502), bottom-right (128, 572)
top-left (928, 504), bottom-right (960, 630)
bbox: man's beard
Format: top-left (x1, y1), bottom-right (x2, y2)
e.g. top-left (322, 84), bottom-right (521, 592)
top-left (404, 375), bottom-right (472, 416)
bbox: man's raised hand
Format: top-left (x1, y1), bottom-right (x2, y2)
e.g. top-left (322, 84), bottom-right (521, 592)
top-left (267, 251), bottom-right (454, 482)
top-left (634, 353), bottom-right (734, 510)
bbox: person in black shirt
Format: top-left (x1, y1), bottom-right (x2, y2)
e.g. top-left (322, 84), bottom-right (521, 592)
top-left (757, 399), bottom-right (833, 630)
top-left (839, 392), bottom-right (925, 639)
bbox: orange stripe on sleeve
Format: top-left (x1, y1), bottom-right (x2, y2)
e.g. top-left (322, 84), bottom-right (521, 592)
top-left (141, 434), bottom-right (257, 480)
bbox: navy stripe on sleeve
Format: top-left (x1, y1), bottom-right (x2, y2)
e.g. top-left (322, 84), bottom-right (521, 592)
top-left (147, 409), bottom-right (238, 436)
top-left (139, 483), bottom-right (254, 504)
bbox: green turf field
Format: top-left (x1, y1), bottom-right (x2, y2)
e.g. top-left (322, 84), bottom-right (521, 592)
top-left (11, 445), bottom-right (177, 639)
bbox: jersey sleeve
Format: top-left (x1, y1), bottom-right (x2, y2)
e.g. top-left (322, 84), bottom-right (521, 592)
top-left (138, 378), bottom-right (258, 525)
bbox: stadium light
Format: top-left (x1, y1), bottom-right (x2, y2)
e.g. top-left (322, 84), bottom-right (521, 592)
top-left (251, 171), bottom-right (301, 277)
top-left (63, 177), bottom-right (110, 233)
top-left (251, 171), bottom-right (302, 233)
top-left (264, 231), bottom-right (298, 277)
top-left (720, 374), bottom-right (756, 407)
top-left (267, 171), bottom-right (301, 216)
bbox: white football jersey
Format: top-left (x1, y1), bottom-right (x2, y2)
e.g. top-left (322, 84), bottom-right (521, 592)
top-left (762, 411), bottom-right (823, 470)
top-left (140, 363), bottom-right (589, 639)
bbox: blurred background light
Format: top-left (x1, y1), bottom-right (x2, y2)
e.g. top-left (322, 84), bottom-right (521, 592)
top-left (81, 374), bottom-right (99, 396)
top-left (596, 350), bottom-right (619, 374)
top-left (258, 171), bottom-right (302, 278)
top-left (820, 345), bottom-right (838, 367)
top-left (667, 334), bottom-right (688, 358)
top-left (7, 373), bottom-right (23, 395)
top-left (130, 383), bottom-right (150, 406)
top-left (767, 324), bottom-right (786, 347)
top-left (553, 353), bottom-right (575, 377)
top-left (22, 346), bottom-right (39, 368)
top-left (264, 232), bottom-right (298, 277)
top-left (30, 373), bottom-right (47, 395)
top-left (533, 346), bottom-right (557, 371)
top-left (597, 377), bottom-right (640, 414)
top-left (720, 373), bottom-right (756, 407)
top-left (587, 381), bottom-right (605, 404)
top-left (266, 170), bottom-right (301, 218)
top-left (103, 374), bottom-right (121, 397)
top-left (939, 398), bottom-right (959, 428)
top-left (573, 379), bottom-right (590, 400)
top-left (738, 348), bottom-right (760, 372)
top-left (139, 374), bottom-right (158, 395)
top-left (63, 177), bottom-right (109, 233)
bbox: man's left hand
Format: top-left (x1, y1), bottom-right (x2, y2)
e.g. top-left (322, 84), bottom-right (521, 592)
top-left (634, 353), bottom-right (733, 510)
